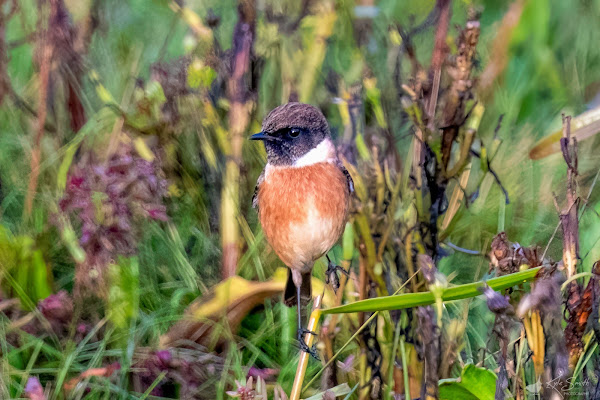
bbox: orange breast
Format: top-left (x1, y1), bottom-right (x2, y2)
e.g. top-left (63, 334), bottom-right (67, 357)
top-left (258, 162), bottom-right (350, 271)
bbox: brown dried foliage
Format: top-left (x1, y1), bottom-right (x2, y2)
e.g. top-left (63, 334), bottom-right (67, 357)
top-left (489, 232), bottom-right (542, 276)
top-left (565, 261), bottom-right (600, 368)
top-left (440, 17), bottom-right (480, 170)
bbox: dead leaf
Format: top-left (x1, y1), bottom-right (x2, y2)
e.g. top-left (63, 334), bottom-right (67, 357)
top-left (160, 267), bottom-right (336, 348)
top-left (530, 106), bottom-right (600, 159)
top-left (63, 362), bottom-right (121, 391)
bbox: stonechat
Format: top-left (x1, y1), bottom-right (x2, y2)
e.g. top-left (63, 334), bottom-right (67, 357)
top-left (251, 102), bottom-right (354, 356)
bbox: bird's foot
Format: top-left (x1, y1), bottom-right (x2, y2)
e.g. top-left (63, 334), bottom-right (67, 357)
top-left (297, 328), bottom-right (320, 360)
top-left (325, 257), bottom-right (349, 293)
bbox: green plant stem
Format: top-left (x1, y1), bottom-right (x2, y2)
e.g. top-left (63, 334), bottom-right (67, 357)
top-left (386, 320), bottom-right (401, 400)
top-left (572, 331), bottom-right (597, 381)
top-left (323, 267), bottom-right (541, 315)
top-left (560, 272), bottom-right (594, 291)
top-left (513, 330), bottom-right (525, 396)
top-left (400, 333), bottom-right (411, 400)
top-left (139, 371), bottom-right (167, 400)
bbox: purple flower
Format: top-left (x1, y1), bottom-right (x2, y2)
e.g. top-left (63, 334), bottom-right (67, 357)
top-left (24, 377), bottom-right (46, 400)
top-left (59, 144), bottom-right (168, 293)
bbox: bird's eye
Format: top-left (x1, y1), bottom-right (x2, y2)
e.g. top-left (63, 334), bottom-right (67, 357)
top-left (288, 128), bottom-right (301, 138)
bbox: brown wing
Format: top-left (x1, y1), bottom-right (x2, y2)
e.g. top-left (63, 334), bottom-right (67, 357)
top-left (336, 160), bottom-right (354, 195)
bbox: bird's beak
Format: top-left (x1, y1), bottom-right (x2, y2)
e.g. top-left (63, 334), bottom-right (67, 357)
top-left (250, 132), bottom-right (278, 141)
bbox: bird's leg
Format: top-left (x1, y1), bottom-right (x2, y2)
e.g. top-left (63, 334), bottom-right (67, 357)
top-left (296, 284), bottom-right (319, 360)
top-left (325, 254), bottom-right (349, 293)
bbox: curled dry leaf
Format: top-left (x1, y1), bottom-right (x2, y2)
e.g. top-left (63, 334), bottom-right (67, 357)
top-left (530, 106), bottom-right (600, 160)
top-left (160, 273), bottom-right (282, 348)
top-left (160, 268), bottom-right (335, 348)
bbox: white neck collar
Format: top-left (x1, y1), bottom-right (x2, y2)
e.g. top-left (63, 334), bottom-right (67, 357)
top-left (292, 138), bottom-right (336, 167)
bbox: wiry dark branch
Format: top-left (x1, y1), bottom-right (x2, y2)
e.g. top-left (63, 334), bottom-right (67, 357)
top-left (494, 114), bottom-right (504, 137)
top-left (469, 148), bottom-right (510, 204)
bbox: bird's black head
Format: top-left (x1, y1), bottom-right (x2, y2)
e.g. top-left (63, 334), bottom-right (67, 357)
top-left (251, 102), bottom-right (331, 166)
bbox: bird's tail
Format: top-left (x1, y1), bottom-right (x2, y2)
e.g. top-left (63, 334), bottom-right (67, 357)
top-left (283, 269), bottom-right (312, 315)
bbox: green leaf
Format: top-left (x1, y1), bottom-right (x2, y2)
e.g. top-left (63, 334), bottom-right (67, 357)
top-left (439, 364), bottom-right (497, 400)
top-left (31, 249), bottom-right (51, 302)
top-left (342, 222), bottom-right (354, 261)
top-left (0, 226), bottom-right (52, 307)
top-left (126, 81), bottom-right (167, 130)
top-left (322, 267), bottom-right (540, 314)
top-left (59, 219), bottom-right (86, 263)
top-left (57, 144), bottom-right (78, 193)
top-left (108, 257), bottom-right (140, 334)
top-left (187, 61), bottom-right (217, 89)
top-left (133, 137), bottom-right (155, 162)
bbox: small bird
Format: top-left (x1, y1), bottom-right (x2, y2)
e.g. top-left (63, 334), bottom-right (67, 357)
top-left (251, 102), bottom-right (354, 356)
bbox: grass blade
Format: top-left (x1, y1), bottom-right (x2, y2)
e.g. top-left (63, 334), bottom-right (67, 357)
top-left (322, 267), bottom-right (540, 315)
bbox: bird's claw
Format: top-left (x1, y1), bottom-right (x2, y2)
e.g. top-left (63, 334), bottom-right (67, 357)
top-left (298, 327), bottom-right (317, 337)
top-left (297, 328), bottom-right (320, 360)
top-left (325, 259), bottom-right (349, 293)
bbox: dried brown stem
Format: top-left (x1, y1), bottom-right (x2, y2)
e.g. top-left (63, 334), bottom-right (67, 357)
top-left (418, 306), bottom-right (440, 400)
top-left (554, 114), bottom-right (590, 369)
top-left (556, 115), bottom-right (579, 280)
top-left (426, 0), bottom-right (451, 130)
top-left (441, 17), bottom-right (480, 171)
top-left (221, 0), bottom-right (255, 278)
top-left (25, 1), bottom-right (53, 218)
